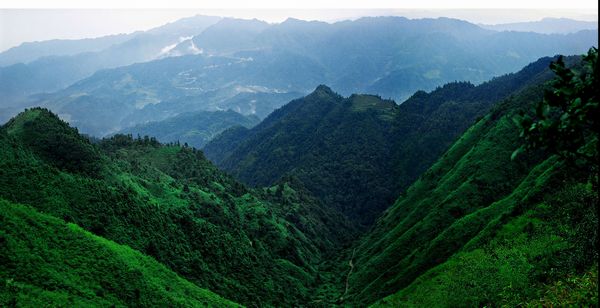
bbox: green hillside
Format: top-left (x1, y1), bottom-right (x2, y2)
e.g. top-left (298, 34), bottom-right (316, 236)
top-left (340, 52), bottom-right (598, 306)
top-left (0, 50), bottom-right (596, 307)
top-left (0, 199), bottom-right (238, 307)
top-left (0, 108), bottom-right (354, 306)
top-left (204, 57), bottom-right (559, 227)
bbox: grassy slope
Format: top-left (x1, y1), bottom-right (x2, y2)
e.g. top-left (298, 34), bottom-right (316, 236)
top-left (0, 108), bottom-right (354, 306)
top-left (343, 56), bottom-right (597, 306)
top-left (0, 199), bottom-right (238, 307)
top-left (373, 182), bottom-right (598, 307)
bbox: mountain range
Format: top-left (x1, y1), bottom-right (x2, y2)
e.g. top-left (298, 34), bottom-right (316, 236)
top-left (116, 109), bottom-right (260, 149)
top-left (0, 12), bottom-right (597, 307)
top-left (203, 56), bottom-right (561, 226)
top-left (480, 17), bottom-right (598, 34)
top-left (0, 107), bottom-right (355, 306)
top-left (1, 15), bottom-right (597, 137)
top-left (0, 15), bottom-right (222, 111)
top-left (3, 52), bottom-right (597, 305)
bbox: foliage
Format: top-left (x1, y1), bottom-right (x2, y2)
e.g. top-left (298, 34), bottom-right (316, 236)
top-left (205, 58), bottom-right (559, 227)
top-left (0, 199), bottom-right (238, 307)
top-left (514, 48), bottom-right (598, 180)
top-left (372, 183), bottom-right (598, 307)
top-left (117, 110), bottom-right (259, 149)
top-left (3, 107), bottom-right (102, 177)
top-left (0, 110), bottom-right (353, 306)
top-left (338, 54), bottom-right (597, 306)
top-left (526, 266), bottom-right (598, 306)
top-left (0, 54), bottom-right (597, 307)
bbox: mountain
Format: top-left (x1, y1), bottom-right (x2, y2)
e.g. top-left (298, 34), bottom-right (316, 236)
top-left (188, 18), bottom-right (271, 54)
top-left (117, 110), bottom-right (260, 149)
top-left (0, 33), bottom-right (135, 67)
top-left (203, 56), bottom-right (560, 226)
top-left (3, 16), bottom-right (596, 134)
top-left (480, 18), bottom-right (598, 34)
top-left (0, 15), bottom-right (222, 110)
top-left (0, 199), bottom-right (238, 307)
top-left (0, 108), bottom-right (355, 306)
top-left (0, 51), bottom-right (597, 306)
top-left (20, 52), bottom-right (308, 136)
top-left (339, 54), bottom-right (598, 306)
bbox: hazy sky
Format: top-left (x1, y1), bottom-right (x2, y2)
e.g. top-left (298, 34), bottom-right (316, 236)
top-left (1, 7), bottom-right (598, 52)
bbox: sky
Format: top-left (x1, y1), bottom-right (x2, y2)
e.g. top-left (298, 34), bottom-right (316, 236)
top-left (0, 1), bottom-right (598, 52)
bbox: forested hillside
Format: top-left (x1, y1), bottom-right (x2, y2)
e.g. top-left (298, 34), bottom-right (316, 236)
top-left (339, 51), bottom-right (598, 306)
top-left (204, 56), bottom-right (560, 226)
top-left (0, 199), bottom-right (238, 307)
top-left (116, 110), bottom-right (260, 149)
top-left (0, 108), bottom-right (354, 306)
top-left (0, 47), bottom-right (596, 307)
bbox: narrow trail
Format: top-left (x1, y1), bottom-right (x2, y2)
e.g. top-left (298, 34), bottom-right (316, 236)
top-left (340, 248), bottom-right (356, 301)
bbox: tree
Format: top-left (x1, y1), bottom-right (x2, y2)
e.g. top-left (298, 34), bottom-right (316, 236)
top-left (513, 48), bottom-right (599, 184)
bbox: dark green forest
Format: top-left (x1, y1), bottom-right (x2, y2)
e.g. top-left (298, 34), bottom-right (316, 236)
top-left (1, 49), bottom-right (597, 306)
top-left (204, 55), bottom-right (565, 227)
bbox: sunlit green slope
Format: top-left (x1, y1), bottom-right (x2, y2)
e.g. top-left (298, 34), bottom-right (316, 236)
top-left (343, 55), bottom-right (597, 306)
top-left (0, 199), bottom-right (239, 307)
top-left (0, 108), bottom-right (354, 306)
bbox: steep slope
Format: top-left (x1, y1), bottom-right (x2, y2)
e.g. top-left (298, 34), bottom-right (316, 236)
top-left (0, 199), bottom-right (238, 307)
top-left (341, 55), bottom-right (597, 306)
top-left (206, 86), bottom-right (396, 226)
top-left (204, 57), bottom-right (558, 226)
top-left (0, 108), bottom-right (354, 306)
top-left (117, 110), bottom-right (260, 149)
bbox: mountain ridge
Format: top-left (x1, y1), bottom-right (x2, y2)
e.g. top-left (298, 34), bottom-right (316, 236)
top-left (203, 56), bottom-right (559, 226)
top-left (116, 109), bottom-right (260, 149)
top-left (2, 16), bottom-right (596, 133)
top-left (0, 107), bottom-right (355, 306)
top-left (0, 50), bottom-right (596, 305)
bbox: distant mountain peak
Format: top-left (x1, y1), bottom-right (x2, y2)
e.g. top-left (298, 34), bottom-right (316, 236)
top-left (314, 84), bottom-right (333, 93)
top-left (217, 17), bottom-right (270, 27)
top-left (309, 84), bottom-right (342, 101)
top-left (282, 17), bottom-right (304, 24)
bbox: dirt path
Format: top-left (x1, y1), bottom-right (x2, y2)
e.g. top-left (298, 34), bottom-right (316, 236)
top-left (340, 248), bottom-right (356, 301)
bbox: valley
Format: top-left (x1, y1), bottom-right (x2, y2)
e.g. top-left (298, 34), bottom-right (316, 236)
top-left (0, 10), bottom-right (598, 307)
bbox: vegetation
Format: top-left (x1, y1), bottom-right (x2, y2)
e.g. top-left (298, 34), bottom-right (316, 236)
top-left (205, 57), bottom-right (560, 226)
top-left (0, 199), bottom-right (238, 307)
top-left (515, 47), bottom-right (598, 182)
top-left (371, 182), bottom-right (598, 307)
top-left (117, 110), bottom-right (260, 149)
top-left (0, 52), bottom-right (597, 307)
top-left (0, 108), bottom-right (354, 306)
top-left (338, 53), bottom-right (598, 306)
